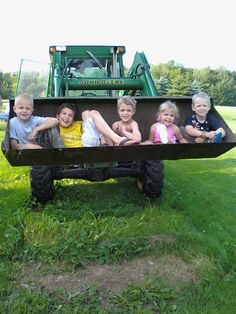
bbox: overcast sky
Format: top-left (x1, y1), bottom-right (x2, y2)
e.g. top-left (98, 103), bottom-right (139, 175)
top-left (1, 0), bottom-right (236, 72)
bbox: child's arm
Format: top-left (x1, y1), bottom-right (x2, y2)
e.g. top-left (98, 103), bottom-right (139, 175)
top-left (186, 125), bottom-right (225, 141)
top-left (174, 125), bottom-right (188, 143)
top-left (208, 113), bottom-right (226, 139)
top-left (204, 127), bottom-right (225, 141)
top-left (10, 139), bottom-right (43, 150)
top-left (148, 124), bottom-right (156, 142)
top-left (216, 127), bottom-right (225, 137)
top-left (185, 125), bottom-right (212, 142)
top-left (28, 117), bottom-right (58, 141)
top-left (123, 120), bottom-right (141, 142)
top-left (112, 120), bottom-right (142, 142)
top-left (112, 121), bottom-right (120, 134)
top-left (185, 125), bottom-right (205, 138)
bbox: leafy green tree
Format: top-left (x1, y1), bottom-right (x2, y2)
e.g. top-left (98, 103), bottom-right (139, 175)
top-left (210, 68), bottom-right (236, 106)
top-left (189, 79), bottom-right (204, 95)
top-left (192, 68), bottom-right (215, 94)
top-left (16, 71), bottom-right (48, 97)
top-left (151, 62), bottom-right (236, 105)
top-left (154, 76), bottom-right (169, 95)
top-left (167, 73), bottom-right (191, 96)
top-left (0, 72), bottom-right (16, 98)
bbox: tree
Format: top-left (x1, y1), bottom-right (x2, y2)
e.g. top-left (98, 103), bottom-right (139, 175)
top-left (189, 79), bottom-right (203, 95)
top-left (167, 72), bottom-right (191, 96)
top-left (151, 62), bottom-right (236, 106)
top-left (0, 71), bottom-right (16, 98)
top-left (154, 76), bottom-right (169, 95)
top-left (16, 71), bottom-right (48, 97)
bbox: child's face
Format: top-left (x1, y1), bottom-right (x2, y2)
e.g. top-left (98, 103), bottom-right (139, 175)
top-left (13, 99), bottom-right (34, 121)
top-left (192, 97), bottom-right (210, 119)
top-left (117, 103), bottom-right (135, 123)
top-left (57, 107), bottom-right (75, 128)
top-left (158, 108), bottom-right (175, 126)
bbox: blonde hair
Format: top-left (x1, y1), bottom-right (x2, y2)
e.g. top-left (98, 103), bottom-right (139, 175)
top-left (192, 92), bottom-right (211, 107)
top-left (157, 100), bottom-right (179, 118)
top-left (14, 94), bottom-right (34, 108)
top-left (117, 95), bottom-right (137, 111)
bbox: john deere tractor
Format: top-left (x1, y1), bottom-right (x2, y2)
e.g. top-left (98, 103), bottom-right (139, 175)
top-left (2, 45), bottom-right (236, 202)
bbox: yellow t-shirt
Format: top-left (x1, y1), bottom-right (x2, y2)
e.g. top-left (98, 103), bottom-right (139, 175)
top-left (59, 121), bottom-right (83, 148)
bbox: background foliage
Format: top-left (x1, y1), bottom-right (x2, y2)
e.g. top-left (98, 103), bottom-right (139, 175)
top-left (1, 61), bottom-right (236, 106)
top-left (151, 61), bottom-right (236, 106)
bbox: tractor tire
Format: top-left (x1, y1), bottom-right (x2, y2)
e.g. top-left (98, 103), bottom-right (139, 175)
top-left (138, 160), bottom-right (164, 198)
top-left (30, 166), bottom-right (54, 203)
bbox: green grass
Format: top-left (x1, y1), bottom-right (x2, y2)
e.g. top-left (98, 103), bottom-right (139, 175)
top-left (0, 107), bottom-right (236, 313)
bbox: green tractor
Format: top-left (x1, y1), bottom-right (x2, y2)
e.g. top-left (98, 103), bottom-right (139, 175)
top-left (2, 45), bottom-right (236, 202)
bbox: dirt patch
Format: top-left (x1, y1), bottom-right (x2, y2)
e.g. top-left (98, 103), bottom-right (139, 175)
top-left (18, 254), bottom-right (196, 297)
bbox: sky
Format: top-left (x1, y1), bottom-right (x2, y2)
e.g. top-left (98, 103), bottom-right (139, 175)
top-left (1, 0), bottom-right (236, 72)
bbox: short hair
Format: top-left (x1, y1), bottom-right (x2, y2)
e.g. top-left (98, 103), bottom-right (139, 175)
top-left (57, 103), bottom-right (77, 120)
top-left (192, 92), bottom-right (211, 107)
top-left (157, 100), bottom-right (179, 118)
top-left (117, 95), bottom-right (137, 111)
top-left (14, 94), bottom-right (33, 107)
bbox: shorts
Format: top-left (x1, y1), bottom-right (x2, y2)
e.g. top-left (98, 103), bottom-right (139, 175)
top-left (36, 126), bottom-right (65, 149)
top-left (180, 126), bottom-right (208, 143)
top-left (81, 115), bottom-right (101, 147)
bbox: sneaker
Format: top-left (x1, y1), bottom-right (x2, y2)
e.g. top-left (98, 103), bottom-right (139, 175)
top-left (212, 132), bottom-right (222, 143)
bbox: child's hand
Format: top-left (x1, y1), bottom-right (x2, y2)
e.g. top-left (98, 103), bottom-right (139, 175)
top-left (195, 137), bottom-right (205, 143)
top-left (27, 143), bottom-right (43, 149)
top-left (115, 123), bottom-right (126, 137)
top-left (28, 129), bottom-right (38, 141)
top-left (113, 122), bottom-right (121, 133)
top-left (204, 131), bottom-right (216, 140)
top-left (20, 143), bottom-right (43, 149)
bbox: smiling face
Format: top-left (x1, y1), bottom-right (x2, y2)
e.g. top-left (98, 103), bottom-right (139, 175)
top-left (57, 107), bottom-right (75, 128)
top-left (13, 97), bottom-right (34, 121)
top-left (117, 103), bottom-right (135, 123)
top-left (192, 97), bottom-right (210, 121)
top-left (158, 108), bottom-right (176, 126)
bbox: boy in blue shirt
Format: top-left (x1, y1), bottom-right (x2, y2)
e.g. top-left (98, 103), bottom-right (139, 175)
top-left (9, 94), bottom-right (63, 149)
top-left (181, 92), bottom-right (225, 143)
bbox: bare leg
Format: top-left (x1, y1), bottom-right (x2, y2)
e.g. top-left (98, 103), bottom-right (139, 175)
top-left (100, 135), bottom-right (113, 146)
top-left (82, 110), bottom-right (131, 145)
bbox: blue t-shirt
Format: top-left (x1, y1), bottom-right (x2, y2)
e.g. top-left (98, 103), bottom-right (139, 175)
top-left (9, 115), bottom-right (47, 144)
top-left (184, 113), bottom-right (221, 132)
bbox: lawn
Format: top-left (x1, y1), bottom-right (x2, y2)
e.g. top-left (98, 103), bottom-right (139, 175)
top-left (0, 106), bottom-right (235, 313)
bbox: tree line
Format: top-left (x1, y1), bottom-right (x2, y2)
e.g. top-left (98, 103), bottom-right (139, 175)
top-left (150, 61), bottom-right (236, 106)
top-left (1, 61), bottom-right (236, 106)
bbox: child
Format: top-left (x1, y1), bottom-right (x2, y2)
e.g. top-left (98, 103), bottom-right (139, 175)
top-left (144, 100), bottom-right (187, 144)
top-left (181, 92), bottom-right (225, 143)
top-left (56, 102), bottom-right (137, 147)
top-left (112, 95), bottom-right (142, 143)
top-left (9, 94), bottom-right (63, 149)
top-left (56, 103), bottom-right (83, 148)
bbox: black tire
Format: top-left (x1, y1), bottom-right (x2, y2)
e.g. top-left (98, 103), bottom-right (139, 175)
top-left (138, 160), bottom-right (164, 198)
top-left (30, 166), bottom-right (54, 203)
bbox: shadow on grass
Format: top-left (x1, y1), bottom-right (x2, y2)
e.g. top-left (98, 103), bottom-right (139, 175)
top-left (1, 155), bottom-right (233, 223)
top-left (32, 155), bottom-right (236, 221)
top-left (42, 178), bottom-right (155, 221)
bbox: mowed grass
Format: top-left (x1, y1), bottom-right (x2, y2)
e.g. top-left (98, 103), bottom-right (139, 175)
top-left (0, 107), bottom-right (235, 313)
